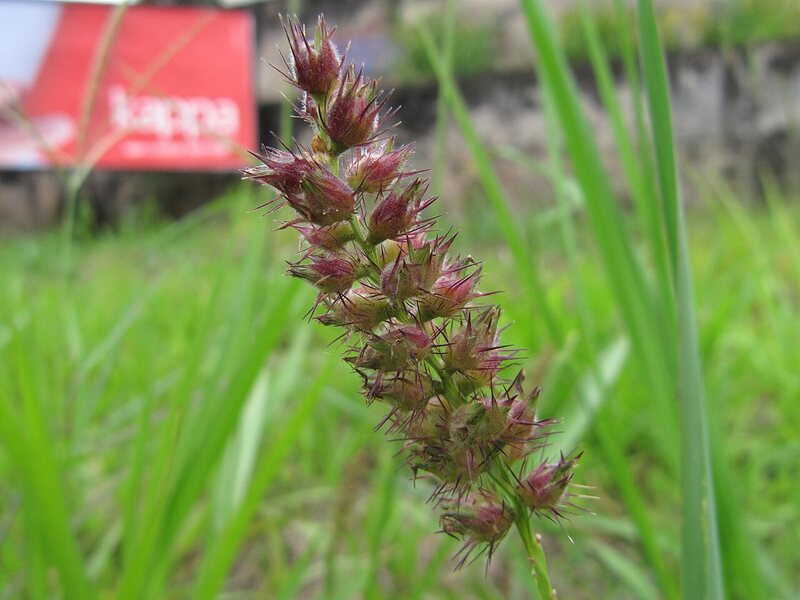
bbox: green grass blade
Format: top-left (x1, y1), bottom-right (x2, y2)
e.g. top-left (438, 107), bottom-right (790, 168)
top-left (576, 0), bottom-right (674, 309)
top-left (673, 206), bottom-right (725, 600)
top-left (635, 2), bottom-right (726, 598)
top-left (593, 408), bottom-right (678, 599)
top-left (417, 22), bottom-right (563, 346)
top-left (539, 70), bottom-right (673, 597)
top-left (163, 280), bottom-right (301, 534)
top-left (363, 447), bottom-right (398, 600)
top-left (588, 540), bottom-right (659, 600)
top-left (212, 325), bottom-right (311, 528)
top-left (432, 0), bottom-right (458, 199)
top-left (212, 366), bottom-right (272, 528)
top-left (763, 174), bottom-right (800, 287)
top-left (551, 337), bottom-right (628, 455)
top-left (115, 216), bottom-right (303, 599)
top-left (514, 34), bottom-right (687, 598)
top-left (636, 3), bottom-right (678, 275)
top-left (694, 174), bottom-right (785, 599)
top-left (0, 336), bottom-right (95, 599)
top-left (275, 533), bottom-right (322, 600)
top-left (516, 0), bottom-right (676, 435)
top-left (192, 355), bottom-right (334, 599)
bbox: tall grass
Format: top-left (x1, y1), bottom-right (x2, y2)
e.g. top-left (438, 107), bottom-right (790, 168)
top-left (1, 194), bottom-right (309, 599)
top-left (1, 153), bottom-right (798, 598)
top-left (422, 0), bottom-right (785, 597)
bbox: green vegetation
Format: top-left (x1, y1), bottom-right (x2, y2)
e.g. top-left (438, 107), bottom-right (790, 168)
top-left (703, 0), bottom-right (800, 47)
top-left (560, 0), bottom-right (800, 62)
top-left (393, 0), bottom-right (800, 79)
top-left (1, 180), bottom-right (798, 598)
top-left (391, 14), bottom-right (497, 83)
top-left (1, 0), bottom-right (799, 597)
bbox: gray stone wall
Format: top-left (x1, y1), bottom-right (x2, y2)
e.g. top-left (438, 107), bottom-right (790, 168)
top-left (2, 1), bottom-right (799, 232)
top-left (386, 42), bottom-right (800, 211)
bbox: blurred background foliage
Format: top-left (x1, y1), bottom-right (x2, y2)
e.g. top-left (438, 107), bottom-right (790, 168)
top-left (560, 0), bottom-right (800, 63)
top-left (392, 15), bottom-right (497, 83)
top-left (389, 0), bottom-right (800, 82)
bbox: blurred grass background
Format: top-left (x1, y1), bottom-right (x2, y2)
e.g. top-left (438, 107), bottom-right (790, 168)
top-left (1, 0), bottom-right (799, 598)
top-left (3, 179), bottom-right (797, 599)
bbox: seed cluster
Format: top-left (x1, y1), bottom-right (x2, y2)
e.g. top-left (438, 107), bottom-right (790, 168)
top-left (246, 15), bottom-right (580, 567)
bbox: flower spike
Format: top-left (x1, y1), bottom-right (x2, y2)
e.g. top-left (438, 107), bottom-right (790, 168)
top-left (245, 13), bottom-right (583, 575)
top-left (280, 15), bottom-right (344, 96)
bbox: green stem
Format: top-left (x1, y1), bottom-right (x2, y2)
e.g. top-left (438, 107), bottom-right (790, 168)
top-left (515, 514), bottom-right (556, 600)
top-left (426, 358), bottom-right (461, 406)
top-left (348, 215), bottom-right (379, 268)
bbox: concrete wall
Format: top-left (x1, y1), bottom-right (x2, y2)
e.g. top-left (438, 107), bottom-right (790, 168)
top-left (3, 0), bottom-right (798, 232)
top-left (385, 42), bottom-right (800, 212)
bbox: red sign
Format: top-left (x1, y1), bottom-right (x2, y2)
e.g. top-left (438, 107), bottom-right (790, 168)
top-left (0, 2), bottom-right (255, 170)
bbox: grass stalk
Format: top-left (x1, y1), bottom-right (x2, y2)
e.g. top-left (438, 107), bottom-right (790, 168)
top-left (417, 21), bottom-right (563, 346)
top-left (0, 340), bottom-right (95, 599)
top-left (516, 1), bottom-right (678, 459)
top-left (635, 3), bottom-right (726, 599)
top-left (193, 355), bottom-right (332, 599)
top-left (432, 0), bottom-right (458, 198)
top-left (515, 514), bottom-right (555, 600)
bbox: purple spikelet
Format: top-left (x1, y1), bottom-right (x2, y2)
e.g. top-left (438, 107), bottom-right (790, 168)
top-left (246, 14), bottom-right (582, 569)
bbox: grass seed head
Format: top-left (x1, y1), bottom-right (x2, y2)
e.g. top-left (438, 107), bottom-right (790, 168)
top-left (294, 166), bottom-right (356, 225)
top-left (292, 221), bottom-right (355, 251)
top-left (244, 147), bottom-right (312, 195)
top-left (417, 258), bottom-right (483, 320)
top-left (366, 372), bottom-right (435, 412)
top-left (518, 454), bottom-right (581, 516)
top-left (281, 15), bottom-right (343, 96)
top-left (346, 139), bottom-right (413, 193)
top-left (249, 13), bottom-right (581, 572)
top-left (353, 324), bottom-right (433, 371)
top-left (287, 253), bottom-right (360, 294)
top-left (324, 65), bottom-right (389, 152)
top-left (318, 286), bottom-right (391, 330)
top-left (367, 178), bottom-right (429, 245)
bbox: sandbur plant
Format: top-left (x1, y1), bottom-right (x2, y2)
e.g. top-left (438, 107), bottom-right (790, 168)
top-left (245, 15), bottom-right (583, 596)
